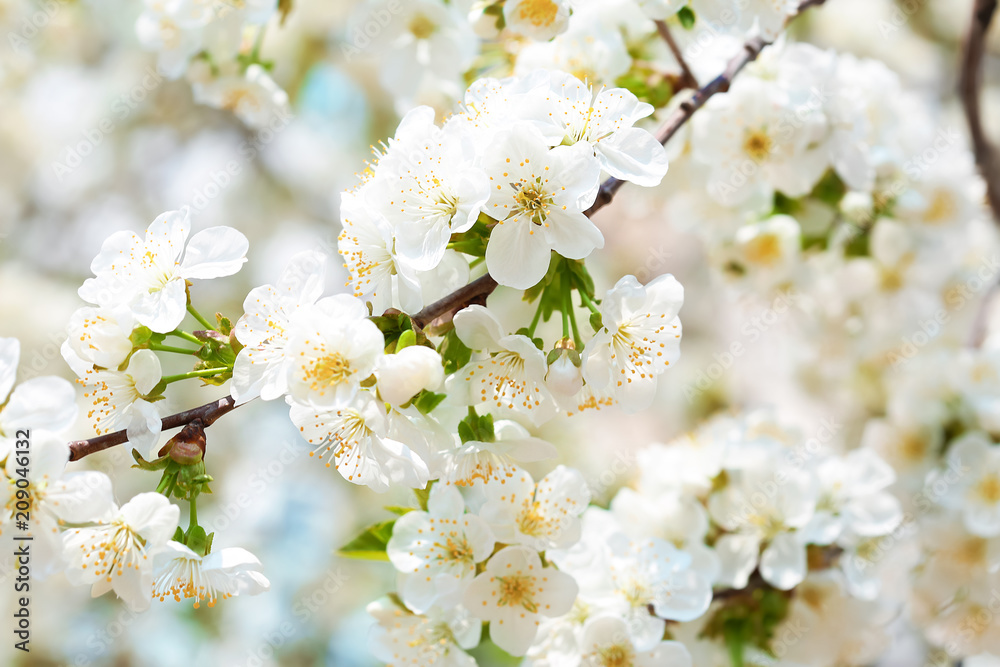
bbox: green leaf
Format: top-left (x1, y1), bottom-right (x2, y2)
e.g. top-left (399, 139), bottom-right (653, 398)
top-left (440, 328), bottom-right (472, 375)
top-left (384, 506), bottom-right (416, 516)
top-left (678, 5), bottom-right (696, 29)
top-left (186, 525), bottom-right (210, 557)
top-left (458, 419), bottom-right (477, 444)
top-left (131, 448), bottom-right (170, 471)
top-left (396, 329), bottom-right (417, 351)
top-left (130, 326), bottom-right (154, 347)
top-left (724, 619), bottom-right (746, 667)
top-left (412, 390), bottom-right (447, 415)
top-left (589, 312), bottom-right (605, 332)
top-left (414, 483), bottom-right (433, 511)
top-left (338, 520), bottom-right (396, 561)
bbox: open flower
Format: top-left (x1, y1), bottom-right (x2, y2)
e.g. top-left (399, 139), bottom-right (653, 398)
top-left (928, 432), bottom-right (1000, 537)
top-left (0, 433), bottom-right (114, 555)
top-left (152, 541), bottom-right (270, 608)
top-left (365, 106), bottom-right (490, 271)
top-left (503, 0), bottom-right (571, 41)
top-left (285, 294), bottom-right (385, 408)
top-left (479, 465), bottom-right (591, 551)
top-left (338, 191), bottom-right (424, 313)
top-left (63, 306), bottom-right (134, 371)
top-left (80, 209), bottom-right (249, 333)
top-left (540, 71), bottom-right (669, 186)
top-left (290, 391), bottom-right (431, 492)
top-left (708, 458), bottom-right (817, 590)
top-left (441, 420), bottom-right (558, 487)
top-left (464, 545), bottom-right (579, 656)
top-left (387, 484), bottom-right (495, 613)
top-left (453, 305), bottom-right (556, 426)
top-left (231, 250), bottom-right (328, 404)
top-left (482, 131), bottom-right (602, 289)
top-left (579, 616), bottom-right (693, 667)
top-left (63, 492), bottom-right (179, 612)
top-left (582, 274), bottom-right (683, 413)
top-left (0, 338), bottom-right (77, 457)
top-left (368, 597), bottom-right (481, 667)
top-left (75, 349), bottom-right (163, 456)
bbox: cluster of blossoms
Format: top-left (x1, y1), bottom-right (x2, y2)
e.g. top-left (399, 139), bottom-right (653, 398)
top-left (346, 0), bottom-right (801, 112)
top-left (136, 0), bottom-right (290, 128)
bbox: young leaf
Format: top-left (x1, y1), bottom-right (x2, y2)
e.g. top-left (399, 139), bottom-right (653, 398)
top-left (338, 520), bottom-right (396, 561)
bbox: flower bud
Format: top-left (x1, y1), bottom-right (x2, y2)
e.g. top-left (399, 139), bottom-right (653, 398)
top-left (376, 346), bottom-right (445, 406)
top-left (159, 419), bottom-right (206, 465)
top-left (546, 348), bottom-right (583, 398)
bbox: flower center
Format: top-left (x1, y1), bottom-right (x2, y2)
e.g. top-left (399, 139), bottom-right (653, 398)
top-left (305, 352), bottom-right (353, 391)
top-left (743, 233), bottom-right (783, 266)
top-left (924, 189), bottom-right (957, 224)
top-left (497, 574), bottom-right (538, 612)
top-left (75, 519), bottom-right (148, 582)
top-left (153, 555), bottom-right (230, 608)
top-left (409, 14), bottom-right (436, 39)
top-left (437, 535), bottom-right (474, 564)
top-left (597, 644), bottom-right (635, 667)
top-left (517, 501), bottom-right (549, 537)
top-left (974, 473), bottom-right (1000, 504)
top-left (512, 180), bottom-right (554, 226)
top-left (743, 129), bottom-right (773, 162)
top-left (517, 0), bottom-right (560, 27)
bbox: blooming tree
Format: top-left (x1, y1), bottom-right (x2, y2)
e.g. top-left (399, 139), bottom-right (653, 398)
top-left (5, 0), bottom-right (1000, 664)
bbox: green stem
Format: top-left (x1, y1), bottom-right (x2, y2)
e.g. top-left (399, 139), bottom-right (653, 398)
top-left (187, 304), bottom-right (215, 331)
top-left (161, 367), bottom-right (229, 385)
top-left (189, 495), bottom-right (198, 529)
top-left (250, 24), bottom-right (267, 63)
top-left (167, 330), bottom-right (202, 345)
top-left (567, 293), bottom-right (583, 350)
top-left (469, 256), bottom-right (485, 269)
top-left (148, 342), bottom-right (198, 355)
top-left (527, 300), bottom-right (545, 337)
top-left (468, 406), bottom-right (478, 421)
top-left (577, 286), bottom-right (601, 315)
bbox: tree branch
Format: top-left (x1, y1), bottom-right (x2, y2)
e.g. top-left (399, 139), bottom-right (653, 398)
top-left (65, 0), bottom-right (826, 463)
top-left (655, 20), bottom-right (699, 90)
top-left (961, 0), bottom-right (1000, 223)
top-left (68, 395), bottom-right (238, 461)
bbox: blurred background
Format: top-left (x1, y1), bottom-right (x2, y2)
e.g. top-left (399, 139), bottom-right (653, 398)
top-left (0, 0), bottom-right (997, 664)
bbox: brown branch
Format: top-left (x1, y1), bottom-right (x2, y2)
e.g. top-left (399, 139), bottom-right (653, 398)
top-left (68, 395), bottom-right (238, 461)
top-left (961, 0), bottom-right (1000, 223)
top-left (655, 20), bottom-right (699, 90)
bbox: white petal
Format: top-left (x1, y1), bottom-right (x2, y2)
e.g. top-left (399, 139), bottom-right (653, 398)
top-left (759, 533), bottom-right (807, 590)
top-left (180, 226), bottom-right (250, 279)
top-left (2, 376), bottom-right (77, 432)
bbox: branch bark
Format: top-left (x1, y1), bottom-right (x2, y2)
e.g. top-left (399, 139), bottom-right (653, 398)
top-left (68, 395), bottom-right (238, 461)
top-left (65, 0), bottom-right (826, 462)
top-left (655, 19), bottom-right (699, 90)
top-left (961, 0), bottom-right (1000, 223)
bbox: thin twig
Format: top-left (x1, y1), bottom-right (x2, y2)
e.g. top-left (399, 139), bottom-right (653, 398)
top-left (655, 20), bottom-right (699, 90)
top-left (68, 395), bottom-right (238, 461)
top-left (960, 0), bottom-right (1000, 222)
top-left (961, 0), bottom-right (999, 347)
